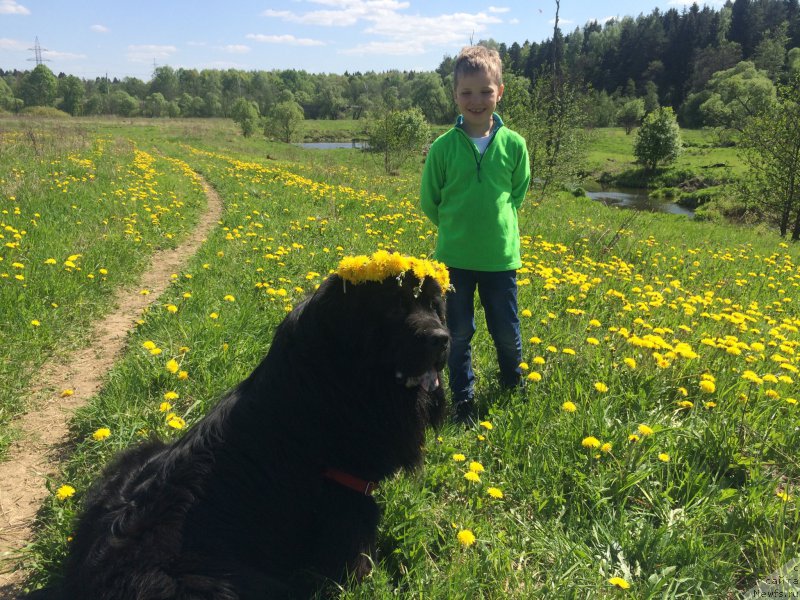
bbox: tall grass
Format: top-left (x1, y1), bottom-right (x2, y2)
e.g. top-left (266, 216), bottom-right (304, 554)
top-left (4, 118), bottom-right (798, 598)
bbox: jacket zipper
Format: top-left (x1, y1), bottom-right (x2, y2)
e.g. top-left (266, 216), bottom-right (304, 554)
top-left (456, 122), bottom-right (501, 183)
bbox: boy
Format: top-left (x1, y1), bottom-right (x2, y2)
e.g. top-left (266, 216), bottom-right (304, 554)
top-left (420, 45), bottom-right (531, 425)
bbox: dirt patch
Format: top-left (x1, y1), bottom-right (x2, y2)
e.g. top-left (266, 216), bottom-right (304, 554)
top-left (0, 176), bottom-right (223, 595)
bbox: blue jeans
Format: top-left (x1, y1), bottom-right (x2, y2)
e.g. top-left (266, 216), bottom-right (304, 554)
top-left (446, 268), bottom-right (522, 403)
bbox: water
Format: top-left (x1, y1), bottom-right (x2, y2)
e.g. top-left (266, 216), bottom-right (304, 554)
top-left (296, 141), bottom-right (368, 150)
top-left (586, 188), bottom-right (695, 218)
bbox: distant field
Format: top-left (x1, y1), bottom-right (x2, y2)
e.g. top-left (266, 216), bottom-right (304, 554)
top-left (2, 117), bottom-right (797, 598)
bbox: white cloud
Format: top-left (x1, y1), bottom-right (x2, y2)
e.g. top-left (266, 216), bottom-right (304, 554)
top-left (90, 24), bottom-right (109, 33)
top-left (246, 33), bottom-right (325, 46)
top-left (219, 44), bottom-right (251, 54)
top-left (0, 37), bottom-right (27, 50)
top-left (509, 18), bottom-right (519, 24)
top-left (263, 1), bottom-right (502, 56)
top-left (0, 0), bottom-right (29, 15)
top-left (126, 44), bottom-right (178, 63)
top-left (42, 49), bottom-right (87, 60)
top-left (488, 6), bottom-right (510, 13)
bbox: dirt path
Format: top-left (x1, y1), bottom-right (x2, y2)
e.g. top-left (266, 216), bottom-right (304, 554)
top-left (0, 174), bottom-right (223, 596)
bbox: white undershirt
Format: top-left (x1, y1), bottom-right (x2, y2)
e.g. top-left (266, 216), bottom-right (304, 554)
top-left (471, 134), bottom-right (491, 154)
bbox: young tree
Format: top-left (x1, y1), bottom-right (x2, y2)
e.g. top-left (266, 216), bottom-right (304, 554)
top-left (367, 107), bottom-right (430, 175)
top-left (739, 75), bottom-right (800, 239)
top-left (617, 98), bottom-right (646, 133)
top-left (231, 98), bottom-right (260, 137)
top-left (58, 75), bottom-right (84, 116)
top-left (634, 106), bottom-right (682, 170)
top-left (266, 100), bottom-right (305, 143)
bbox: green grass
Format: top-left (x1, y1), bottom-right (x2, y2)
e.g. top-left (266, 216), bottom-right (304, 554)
top-left (4, 118), bottom-right (799, 598)
top-left (0, 120), bottom-right (208, 457)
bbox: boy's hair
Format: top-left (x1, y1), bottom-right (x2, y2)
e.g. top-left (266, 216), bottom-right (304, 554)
top-left (453, 45), bottom-right (503, 89)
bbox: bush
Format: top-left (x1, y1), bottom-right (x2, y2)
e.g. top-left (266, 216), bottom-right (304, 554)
top-left (19, 106), bottom-right (71, 118)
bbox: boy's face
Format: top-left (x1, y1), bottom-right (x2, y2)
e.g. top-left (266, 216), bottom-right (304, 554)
top-left (453, 70), bottom-right (504, 137)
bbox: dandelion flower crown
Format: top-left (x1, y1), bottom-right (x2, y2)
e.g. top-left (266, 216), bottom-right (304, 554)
top-left (336, 250), bottom-right (451, 295)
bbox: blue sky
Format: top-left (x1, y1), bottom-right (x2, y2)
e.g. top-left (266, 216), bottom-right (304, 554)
top-left (1, 0), bottom-right (720, 80)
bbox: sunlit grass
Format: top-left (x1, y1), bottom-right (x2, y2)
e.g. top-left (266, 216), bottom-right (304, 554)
top-left (4, 119), bottom-right (797, 598)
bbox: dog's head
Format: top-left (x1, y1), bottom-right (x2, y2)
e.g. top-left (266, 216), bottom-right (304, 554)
top-left (271, 252), bottom-right (450, 475)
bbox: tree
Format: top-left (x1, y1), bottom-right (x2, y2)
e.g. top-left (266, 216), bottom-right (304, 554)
top-left (700, 61), bottom-right (776, 128)
top-left (58, 75), bottom-right (84, 116)
top-left (367, 107), bottom-right (431, 175)
top-left (617, 98), bottom-right (646, 133)
top-left (266, 100), bottom-right (304, 143)
top-left (109, 90), bottom-right (139, 116)
top-left (231, 98), bottom-right (260, 137)
top-left (634, 106), bottom-right (682, 170)
top-left (19, 64), bottom-right (57, 107)
top-left (738, 75), bottom-right (800, 238)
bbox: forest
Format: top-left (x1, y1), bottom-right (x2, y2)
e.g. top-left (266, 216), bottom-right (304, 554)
top-left (2, 0), bottom-right (800, 127)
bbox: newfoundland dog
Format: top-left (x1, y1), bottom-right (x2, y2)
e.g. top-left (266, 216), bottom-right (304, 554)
top-left (30, 253), bottom-right (450, 600)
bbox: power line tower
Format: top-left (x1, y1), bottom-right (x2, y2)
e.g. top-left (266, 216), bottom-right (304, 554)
top-left (27, 36), bottom-right (51, 66)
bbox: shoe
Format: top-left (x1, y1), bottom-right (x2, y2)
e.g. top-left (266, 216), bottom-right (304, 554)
top-left (451, 400), bottom-right (476, 427)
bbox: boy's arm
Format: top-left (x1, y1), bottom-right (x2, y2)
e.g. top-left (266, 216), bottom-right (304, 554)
top-left (420, 145), bottom-right (443, 226)
top-left (511, 139), bottom-right (531, 209)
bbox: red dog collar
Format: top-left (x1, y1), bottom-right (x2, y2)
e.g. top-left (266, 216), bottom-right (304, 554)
top-left (323, 468), bottom-right (378, 496)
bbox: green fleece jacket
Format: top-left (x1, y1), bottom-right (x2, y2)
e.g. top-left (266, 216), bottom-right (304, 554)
top-left (420, 113), bottom-right (530, 271)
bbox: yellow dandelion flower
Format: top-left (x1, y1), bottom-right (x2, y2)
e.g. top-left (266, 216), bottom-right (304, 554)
top-left (30, 319), bottom-right (40, 326)
top-left (150, 347), bottom-right (162, 356)
top-left (586, 337), bottom-right (600, 346)
top-left (163, 391), bottom-right (179, 401)
top-left (532, 356), bottom-right (545, 365)
top-left (600, 442), bottom-right (613, 453)
top-left (92, 428), bottom-right (111, 441)
top-left (594, 382), bottom-right (609, 393)
top-left (519, 362), bottom-right (530, 371)
top-left (678, 387), bottom-right (689, 397)
top-left (527, 371), bottom-right (542, 382)
top-left (776, 490), bottom-right (793, 502)
top-left (521, 309), bottom-right (532, 318)
top-left (479, 421), bottom-right (493, 430)
top-left (638, 424), bottom-right (654, 436)
top-left (785, 397), bottom-right (797, 405)
top-left (56, 485), bottom-right (76, 501)
top-left (623, 357), bottom-right (637, 369)
top-left (165, 359), bottom-right (179, 374)
top-left (589, 319), bottom-right (601, 327)
top-left (166, 304), bottom-right (178, 313)
top-left (452, 453), bottom-right (466, 462)
top-left (457, 529), bottom-right (476, 547)
top-left (209, 312), bottom-right (219, 320)
top-left (60, 389), bottom-right (74, 398)
top-left (582, 436), bottom-right (601, 449)
top-left (628, 434), bottom-right (640, 442)
top-left (167, 415), bottom-right (186, 430)
top-left (530, 336), bottom-right (542, 344)
top-left (223, 295), bottom-right (236, 302)
top-left (658, 453), bottom-right (670, 462)
top-left (701, 373), bottom-right (716, 382)
top-left (464, 471), bottom-right (481, 483)
top-left (699, 380), bottom-right (716, 394)
top-left (177, 370), bottom-right (188, 380)
top-left (159, 402), bottom-right (172, 412)
top-left (487, 487), bottom-right (504, 499)
top-left (469, 461), bottom-right (484, 473)
top-left (562, 401), bottom-right (577, 413)
top-left (143, 340), bottom-right (157, 350)
top-left (677, 400), bottom-right (694, 409)
top-left (704, 401), bottom-right (717, 409)
top-left (608, 576), bottom-right (631, 589)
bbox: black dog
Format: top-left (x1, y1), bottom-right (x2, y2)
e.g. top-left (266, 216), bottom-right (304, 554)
top-left (30, 264), bottom-right (449, 599)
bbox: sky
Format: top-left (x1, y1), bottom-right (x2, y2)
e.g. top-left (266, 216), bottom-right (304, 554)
top-left (1, 0), bottom-right (722, 80)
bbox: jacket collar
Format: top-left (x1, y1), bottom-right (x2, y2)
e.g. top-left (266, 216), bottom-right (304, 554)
top-left (455, 112), bottom-right (504, 137)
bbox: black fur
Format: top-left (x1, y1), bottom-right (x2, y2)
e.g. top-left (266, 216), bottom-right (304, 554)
top-left (30, 272), bottom-right (448, 600)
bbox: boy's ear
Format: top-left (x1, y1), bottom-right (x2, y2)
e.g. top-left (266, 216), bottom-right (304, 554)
top-left (497, 83), bottom-right (505, 102)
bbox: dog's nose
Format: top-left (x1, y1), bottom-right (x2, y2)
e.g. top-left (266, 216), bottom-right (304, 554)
top-left (426, 330), bottom-right (450, 353)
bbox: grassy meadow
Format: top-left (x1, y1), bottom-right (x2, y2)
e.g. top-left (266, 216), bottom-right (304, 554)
top-left (2, 117), bottom-right (799, 598)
